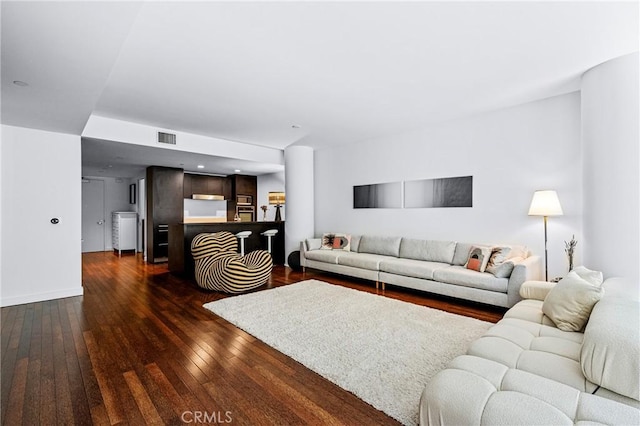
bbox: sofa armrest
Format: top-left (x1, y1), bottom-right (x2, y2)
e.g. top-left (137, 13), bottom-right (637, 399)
top-left (300, 238), bottom-right (322, 267)
top-left (300, 240), bottom-right (308, 267)
top-left (507, 255), bottom-right (542, 307)
top-left (519, 280), bottom-right (556, 301)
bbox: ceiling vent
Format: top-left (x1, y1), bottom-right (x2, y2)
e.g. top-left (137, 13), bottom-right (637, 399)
top-left (157, 131), bottom-right (176, 145)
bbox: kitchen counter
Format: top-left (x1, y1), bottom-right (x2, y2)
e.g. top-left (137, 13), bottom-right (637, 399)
top-left (168, 221), bottom-right (285, 277)
top-left (183, 216), bottom-right (226, 223)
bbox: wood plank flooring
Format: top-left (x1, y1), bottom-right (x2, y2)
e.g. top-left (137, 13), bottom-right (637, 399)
top-left (2, 252), bottom-right (505, 425)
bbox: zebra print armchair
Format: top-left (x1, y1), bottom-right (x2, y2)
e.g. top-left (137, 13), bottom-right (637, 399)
top-left (191, 231), bottom-right (272, 293)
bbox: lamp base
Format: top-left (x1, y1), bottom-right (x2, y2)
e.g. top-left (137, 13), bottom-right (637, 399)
top-left (274, 205), bottom-right (282, 222)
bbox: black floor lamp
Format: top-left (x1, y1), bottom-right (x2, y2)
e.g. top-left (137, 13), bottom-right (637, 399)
top-left (528, 190), bottom-right (563, 281)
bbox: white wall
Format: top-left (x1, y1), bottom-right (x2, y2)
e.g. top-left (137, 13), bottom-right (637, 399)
top-left (582, 53), bottom-right (639, 281)
top-left (314, 92), bottom-right (583, 279)
top-left (1, 125), bottom-right (83, 306)
top-left (257, 171), bottom-right (286, 222)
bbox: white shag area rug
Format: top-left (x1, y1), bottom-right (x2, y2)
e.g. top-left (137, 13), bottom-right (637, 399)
top-left (203, 279), bottom-right (492, 425)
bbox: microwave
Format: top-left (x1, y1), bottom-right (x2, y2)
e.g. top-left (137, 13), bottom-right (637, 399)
top-left (237, 195), bottom-right (252, 205)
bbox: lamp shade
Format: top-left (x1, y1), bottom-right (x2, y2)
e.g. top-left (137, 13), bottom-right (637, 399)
top-left (268, 192), bottom-right (285, 205)
top-left (528, 190), bottom-right (563, 216)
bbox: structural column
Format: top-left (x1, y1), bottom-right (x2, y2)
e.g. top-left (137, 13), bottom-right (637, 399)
top-left (284, 146), bottom-right (314, 261)
top-left (581, 53), bottom-right (639, 282)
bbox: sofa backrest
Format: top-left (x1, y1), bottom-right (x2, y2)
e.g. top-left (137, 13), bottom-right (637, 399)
top-left (581, 288), bottom-right (640, 401)
top-left (452, 243), bottom-right (475, 265)
top-left (358, 235), bottom-right (402, 257)
top-left (399, 238), bottom-right (457, 264)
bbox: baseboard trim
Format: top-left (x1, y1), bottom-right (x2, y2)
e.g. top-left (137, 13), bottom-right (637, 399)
top-left (0, 287), bottom-right (84, 307)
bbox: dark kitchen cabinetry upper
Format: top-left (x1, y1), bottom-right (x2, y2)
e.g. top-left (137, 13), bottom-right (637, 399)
top-left (146, 166), bottom-right (184, 263)
top-left (226, 174), bottom-right (257, 221)
top-left (183, 173), bottom-right (231, 199)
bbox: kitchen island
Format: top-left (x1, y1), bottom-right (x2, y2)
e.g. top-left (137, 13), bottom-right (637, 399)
top-left (168, 221), bottom-right (285, 277)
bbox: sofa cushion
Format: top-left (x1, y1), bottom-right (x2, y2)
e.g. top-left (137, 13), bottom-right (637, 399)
top-left (304, 249), bottom-right (347, 264)
top-left (350, 235), bottom-right (361, 253)
top-left (433, 265), bottom-right (508, 293)
top-left (542, 271), bottom-right (604, 332)
top-left (379, 258), bottom-right (450, 280)
top-left (358, 235), bottom-right (402, 257)
top-left (421, 356), bottom-right (640, 426)
top-left (452, 242), bottom-right (474, 266)
top-left (467, 316), bottom-right (592, 392)
top-left (399, 238), bottom-right (456, 264)
top-left (305, 238), bottom-right (322, 251)
top-left (337, 252), bottom-right (392, 271)
top-left (581, 295), bottom-right (640, 401)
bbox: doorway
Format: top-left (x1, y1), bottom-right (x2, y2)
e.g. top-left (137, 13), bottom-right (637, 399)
top-left (82, 179), bottom-right (106, 252)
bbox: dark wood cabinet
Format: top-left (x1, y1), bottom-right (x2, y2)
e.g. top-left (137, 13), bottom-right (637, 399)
top-left (146, 166), bottom-right (184, 263)
top-left (226, 174), bottom-right (257, 221)
top-left (183, 174), bottom-right (228, 199)
top-left (183, 173), bottom-right (192, 198)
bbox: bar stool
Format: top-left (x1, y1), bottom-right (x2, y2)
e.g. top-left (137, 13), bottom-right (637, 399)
top-left (261, 229), bottom-right (278, 254)
top-left (235, 231), bottom-right (252, 256)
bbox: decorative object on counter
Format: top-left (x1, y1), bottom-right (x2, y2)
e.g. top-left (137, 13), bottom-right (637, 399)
top-left (565, 234), bottom-right (577, 272)
top-left (234, 213), bottom-right (241, 221)
top-left (260, 205), bottom-right (268, 221)
top-left (268, 192), bottom-right (285, 222)
top-left (528, 189), bottom-right (563, 281)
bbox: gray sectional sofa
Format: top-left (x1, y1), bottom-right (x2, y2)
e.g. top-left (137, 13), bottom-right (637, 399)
top-left (300, 234), bottom-right (542, 308)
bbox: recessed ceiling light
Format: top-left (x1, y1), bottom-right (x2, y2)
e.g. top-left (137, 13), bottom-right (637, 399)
top-left (197, 164), bottom-right (205, 169)
top-left (13, 80), bottom-right (28, 87)
top-left (234, 169), bottom-right (241, 173)
top-left (291, 124), bottom-right (301, 129)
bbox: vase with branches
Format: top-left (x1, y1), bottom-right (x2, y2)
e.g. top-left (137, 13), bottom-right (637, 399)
top-left (260, 205), bottom-right (268, 221)
top-left (564, 235), bottom-right (577, 272)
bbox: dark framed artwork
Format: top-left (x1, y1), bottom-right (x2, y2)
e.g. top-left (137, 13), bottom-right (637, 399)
top-left (129, 183), bottom-right (136, 204)
top-left (353, 175), bottom-right (473, 209)
top-left (354, 181), bottom-right (402, 208)
top-left (404, 176), bottom-right (473, 208)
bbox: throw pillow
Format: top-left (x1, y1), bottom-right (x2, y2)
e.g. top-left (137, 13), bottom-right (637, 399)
top-left (489, 256), bottom-right (523, 278)
top-left (542, 271), bottom-right (605, 332)
top-left (572, 265), bottom-right (604, 286)
top-left (465, 246), bottom-right (492, 272)
top-left (321, 233), bottom-right (335, 250)
top-left (321, 233), bottom-right (351, 251)
top-left (332, 233), bottom-right (351, 251)
top-left (485, 246), bottom-right (512, 276)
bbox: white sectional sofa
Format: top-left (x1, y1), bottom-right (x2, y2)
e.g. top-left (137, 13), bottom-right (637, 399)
top-left (420, 275), bottom-right (640, 425)
top-left (300, 234), bottom-right (542, 308)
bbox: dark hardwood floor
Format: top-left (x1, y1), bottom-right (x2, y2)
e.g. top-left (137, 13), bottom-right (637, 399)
top-left (2, 252), bottom-right (505, 425)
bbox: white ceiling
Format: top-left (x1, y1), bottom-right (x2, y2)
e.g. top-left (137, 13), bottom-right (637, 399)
top-left (2, 1), bottom-right (638, 177)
